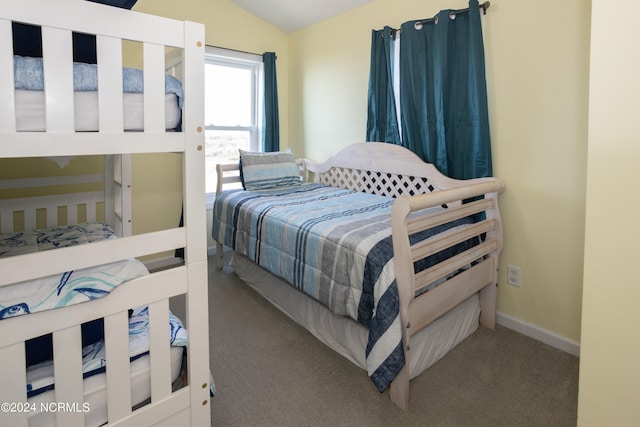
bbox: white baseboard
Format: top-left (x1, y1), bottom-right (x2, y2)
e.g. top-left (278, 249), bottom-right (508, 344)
top-left (496, 312), bottom-right (580, 357)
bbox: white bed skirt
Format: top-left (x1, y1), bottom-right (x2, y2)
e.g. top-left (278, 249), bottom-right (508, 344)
top-left (15, 90), bottom-right (182, 132)
top-left (231, 253), bottom-right (480, 381)
top-left (26, 346), bottom-right (184, 427)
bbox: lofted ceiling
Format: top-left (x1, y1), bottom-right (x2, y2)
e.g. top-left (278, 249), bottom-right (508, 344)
top-left (231, 0), bottom-right (376, 33)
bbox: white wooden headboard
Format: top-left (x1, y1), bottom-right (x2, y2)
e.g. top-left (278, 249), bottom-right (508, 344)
top-left (0, 175), bottom-right (104, 233)
top-left (0, 154), bottom-right (131, 234)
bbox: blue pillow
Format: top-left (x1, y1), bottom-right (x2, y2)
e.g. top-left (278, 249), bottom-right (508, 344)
top-left (239, 149), bottom-right (301, 190)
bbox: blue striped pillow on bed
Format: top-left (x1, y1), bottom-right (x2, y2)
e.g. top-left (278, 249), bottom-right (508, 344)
top-left (239, 149), bottom-right (301, 190)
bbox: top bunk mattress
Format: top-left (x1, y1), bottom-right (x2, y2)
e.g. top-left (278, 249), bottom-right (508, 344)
top-left (15, 90), bottom-right (181, 132)
top-left (12, 55), bottom-right (184, 132)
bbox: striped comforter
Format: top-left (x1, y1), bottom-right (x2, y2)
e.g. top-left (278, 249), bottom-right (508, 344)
top-left (212, 183), bottom-right (477, 392)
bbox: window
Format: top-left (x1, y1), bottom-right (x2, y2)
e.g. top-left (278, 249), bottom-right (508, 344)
top-left (204, 47), bottom-right (264, 205)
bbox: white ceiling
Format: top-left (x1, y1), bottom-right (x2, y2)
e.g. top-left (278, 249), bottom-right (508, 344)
top-left (232, 0), bottom-right (376, 33)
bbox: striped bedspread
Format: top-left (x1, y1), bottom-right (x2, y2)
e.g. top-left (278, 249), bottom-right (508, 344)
top-left (212, 183), bottom-right (478, 392)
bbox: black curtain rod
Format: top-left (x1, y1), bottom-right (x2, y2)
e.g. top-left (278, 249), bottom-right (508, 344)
top-left (206, 44), bottom-right (263, 57)
top-left (388, 1), bottom-right (490, 32)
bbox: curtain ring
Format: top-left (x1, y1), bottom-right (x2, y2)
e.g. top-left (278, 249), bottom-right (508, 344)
top-left (414, 21), bottom-right (423, 30)
top-left (449, 11), bottom-right (456, 20)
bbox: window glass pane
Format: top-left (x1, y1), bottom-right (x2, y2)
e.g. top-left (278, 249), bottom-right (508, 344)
top-left (205, 65), bottom-right (252, 127)
top-left (205, 130), bottom-right (249, 194)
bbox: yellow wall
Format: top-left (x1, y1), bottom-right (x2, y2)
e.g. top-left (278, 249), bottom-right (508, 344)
top-left (289, 0), bottom-right (590, 344)
top-left (578, 0), bottom-right (640, 424)
top-left (0, 156), bottom-right (104, 199)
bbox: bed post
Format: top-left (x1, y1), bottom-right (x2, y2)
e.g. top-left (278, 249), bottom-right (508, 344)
top-left (182, 20), bottom-right (211, 426)
top-left (389, 196), bottom-right (414, 410)
top-left (478, 190), bottom-right (503, 329)
top-left (479, 256), bottom-right (498, 329)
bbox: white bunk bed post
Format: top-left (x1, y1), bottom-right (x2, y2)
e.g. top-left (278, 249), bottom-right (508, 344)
top-left (181, 21), bottom-right (211, 426)
top-left (104, 154), bottom-right (133, 237)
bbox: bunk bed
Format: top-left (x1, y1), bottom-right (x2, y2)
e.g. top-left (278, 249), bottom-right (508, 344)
top-left (212, 143), bottom-right (504, 410)
top-left (0, 0), bottom-right (210, 426)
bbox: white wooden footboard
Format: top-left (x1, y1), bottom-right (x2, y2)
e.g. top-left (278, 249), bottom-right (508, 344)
top-left (306, 142), bottom-right (504, 410)
top-left (389, 180), bottom-right (503, 409)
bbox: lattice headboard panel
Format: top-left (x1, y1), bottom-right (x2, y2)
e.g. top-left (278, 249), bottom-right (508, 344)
top-left (317, 167), bottom-right (440, 198)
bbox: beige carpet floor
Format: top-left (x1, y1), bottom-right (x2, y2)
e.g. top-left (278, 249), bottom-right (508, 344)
top-left (203, 255), bottom-right (579, 427)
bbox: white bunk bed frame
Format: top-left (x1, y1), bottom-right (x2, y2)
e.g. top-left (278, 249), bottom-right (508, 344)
top-left (215, 142), bottom-right (504, 410)
top-left (0, 0), bottom-right (210, 426)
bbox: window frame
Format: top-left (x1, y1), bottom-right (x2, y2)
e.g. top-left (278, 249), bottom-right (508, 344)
top-left (204, 46), bottom-right (264, 208)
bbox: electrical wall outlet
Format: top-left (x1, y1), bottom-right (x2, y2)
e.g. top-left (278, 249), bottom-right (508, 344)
top-left (507, 264), bottom-right (521, 287)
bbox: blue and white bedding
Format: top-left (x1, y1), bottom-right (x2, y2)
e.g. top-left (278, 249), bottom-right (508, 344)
top-left (212, 183), bottom-right (479, 392)
top-left (0, 223), bottom-right (149, 320)
top-left (13, 55), bottom-right (184, 109)
top-left (26, 305), bottom-right (188, 397)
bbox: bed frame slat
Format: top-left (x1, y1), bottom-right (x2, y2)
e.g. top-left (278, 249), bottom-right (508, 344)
top-left (46, 207), bottom-right (57, 228)
top-left (42, 26), bottom-right (75, 133)
top-left (409, 258), bottom-right (495, 334)
top-left (52, 325), bottom-right (85, 427)
top-left (24, 209), bottom-right (36, 230)
top-left (97, 35), bottom-right (125, 132)
top-left (104, 311), bottom-right (133, 422)
top-left (0, 344), bottom-right (28, 427)
top-left (0, 18), bottom-right (16, 133)
top-left (67, 204), bottom-right (78, 225)
top-left (149, 299), bottom-right (172, 402)
top-left (143, 42), bottom-right (166, 132)
top-left (410, 219), bottom-right (497, 263)
top-left (407, 198), bottom-right (493, 234)
top-left (414, 239), bottom-right (498, 291)
top-left (0, 210), bottom-right (11, 233)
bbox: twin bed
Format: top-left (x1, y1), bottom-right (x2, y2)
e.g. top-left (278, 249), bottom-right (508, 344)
top-left (213, 143), bottom-right (504, 410)
top-left (1, 0), bottom-right (210, 426)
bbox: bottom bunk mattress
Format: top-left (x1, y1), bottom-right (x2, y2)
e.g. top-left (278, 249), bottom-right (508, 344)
top-left (232, 253), bottom-right (480, 382)
top-left (25, 306), bottom-right (187, 427)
